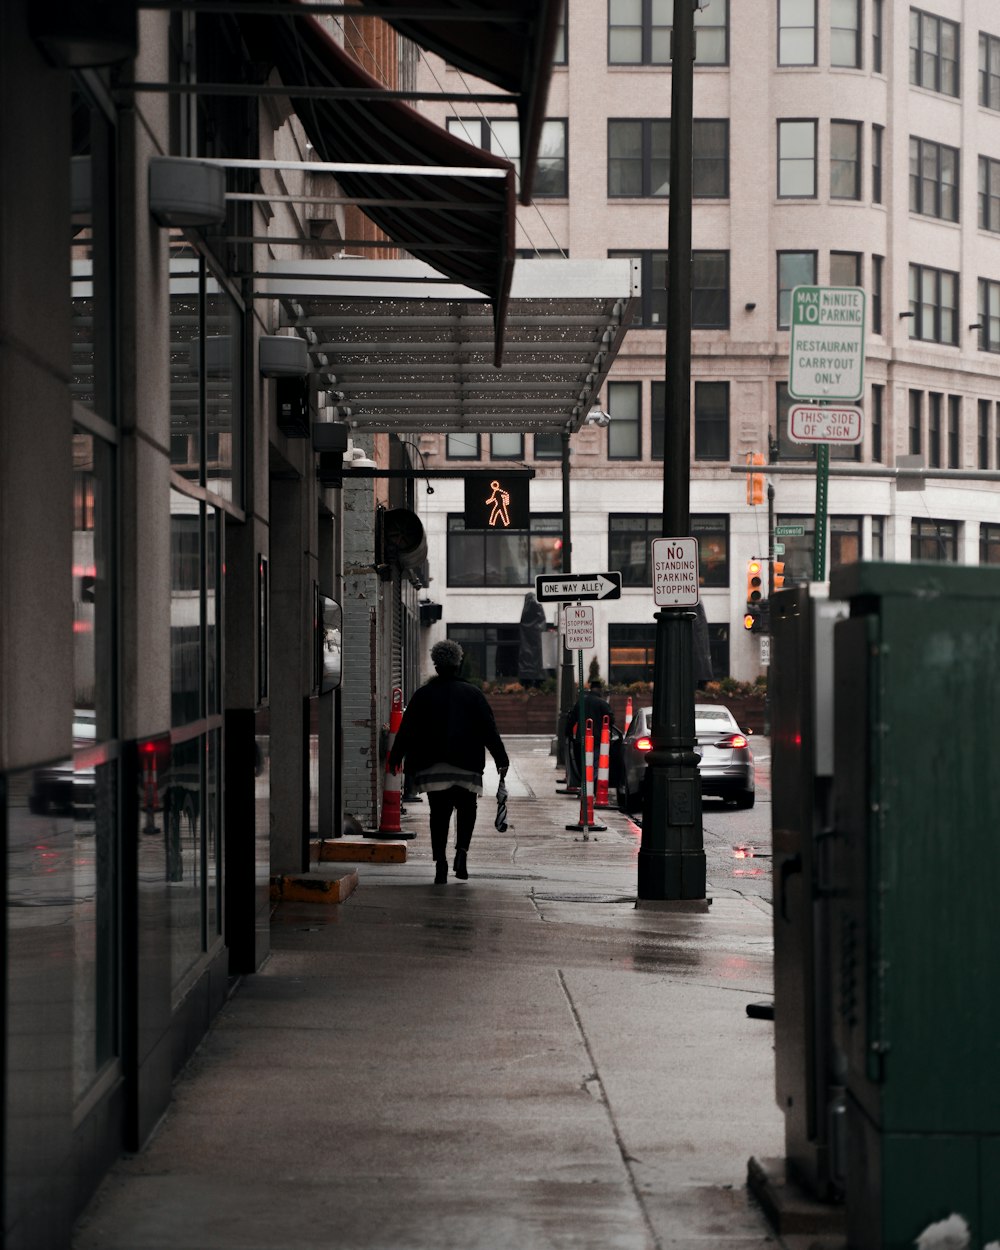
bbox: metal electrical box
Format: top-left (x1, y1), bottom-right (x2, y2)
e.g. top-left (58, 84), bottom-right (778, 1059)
top-left (829, 562), bottom-right (1000, 1250)
top-left (770, 582), bottom-right (848, 1202)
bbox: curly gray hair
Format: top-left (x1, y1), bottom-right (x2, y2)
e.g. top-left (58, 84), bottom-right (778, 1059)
top-left (430, 639), bottom-right (464, 672)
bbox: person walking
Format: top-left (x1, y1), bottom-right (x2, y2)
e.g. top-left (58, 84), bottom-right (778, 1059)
top-left (388, 639), bottom-right (509, 884)
top-left (564, 680), bottom-right (615, 788)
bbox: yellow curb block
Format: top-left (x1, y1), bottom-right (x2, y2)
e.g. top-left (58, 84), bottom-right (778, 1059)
top-left (269, 870), bottom-right (359, 904)
top-left (309, 838), bottom-right (407, 864)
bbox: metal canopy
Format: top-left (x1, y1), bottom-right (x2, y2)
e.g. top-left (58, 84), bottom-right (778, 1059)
top-left (267, 258), bottom-right (638, 435)
top-left (236, 5), bottom-right (515, 361)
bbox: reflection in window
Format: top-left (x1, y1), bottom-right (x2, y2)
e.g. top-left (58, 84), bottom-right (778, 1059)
top-left (448, 623), bottom-right (522, 681)
top-left (609, 624), bottom-right (656, 684)
top-left (71, 429), bottom-right (117, 1099)
top-left (446, 513), bottom-right (560, 587)
top-left (168, 735), bottom-right (202, 996)
top-left (204, 278), bottom-right (240, 501)
top-left (911, 518), bottom-right (958, 562)
top-left (447, 432), bottom-right (480, 459)
top-left (171, 489), bottom-right (202, 727)
top-left (778, 252), bottom-right (817, 328)
top-left (779, 0), bottom-right (816, 66)
top-left (778, 120), bottom-right (817, 197)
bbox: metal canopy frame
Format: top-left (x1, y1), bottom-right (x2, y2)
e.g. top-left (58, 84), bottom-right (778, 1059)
top-left (138, 0), bottom-right (561, 203)
top-left (264, 258), bottom-right (638, 436)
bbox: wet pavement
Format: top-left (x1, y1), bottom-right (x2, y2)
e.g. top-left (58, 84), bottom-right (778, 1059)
top-left (74, 735), bottom-right (786, 1250)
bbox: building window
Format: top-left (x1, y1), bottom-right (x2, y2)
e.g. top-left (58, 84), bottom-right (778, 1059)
top-left (610, 513), bottom-right (659, 586)
top-left (651, 382), bottom-right (665, 460)
top-left (948, 394), bottom-right (961, 468)
top-left (447, 432), bottom-right (480, 459)
top-left (694, 381), bottom-right (729, 460)
top-left (610, 516), bottom-right (729, 591)
top-left (554, 0), bottom-right (567, 64)
top-left (911, 518), bottom-right (958, 562)
top-left (776, 382), bottom-right (812, 461)
top-left (830, 517), bottom-right (862, 570)
top-left (446, 513), bottom-right (561, 588)
top-left (978, 156), bottom-right (1000, 232)
top-left (909, 389), bottom-right (923, 455)
top-left (779, 0), bottom-right (816, 66)
top-left (693, 515), bottom-right (730, 587)
top-left (872, 254), bottom-right (884, 333)
top-left (608, 0), bottom-right (667, 64)
top-left (491, 433), bottom-right (523, 460)
top-left (776, 514), bottom-right (816, 582)
top-left (873, 0), bottom-right (884, 72)
top-left (448, 117), bottom-right (567, 197)
top-left (910, 7), bottom-right (960, 97)
top-left (979, 31), bottom-right (1000, 110)
top-left (610, 249), bottom-right (729, 329)
top-left (871, 516), bottom-right (885, 559)
top-left (981, 523), bottom-right (1000, 564)
top-left (908, 264), bottom-right (959, 345)
top-left (448, 623), bottom-right (522, 682)
top-left (609, 623), bottom-right (656, 684)
top-left (534, 432), bottom-right (562, 459)
top-left (608, 0), bottom-right (728, 66)
top-left (607, 380), bottom-right (641, 459)
top-left (831, 120), bottom-right (862, 199)
top-left (910, 137), bottom-right (959, 221)
top-left (830, 250), bottom-right (861, 287)
top-left (608, 119), bottom-right (668, 197)
top-left (778, 251), bottom-right (817, 328)
top-left (778, 120), bottom-right (817, 197)
top-left (872, 124), bottom-right (883, 203)
top-left (979, 398), bottom-right (991, 468)
top-left (831, 0), bottom-right (861, 68)
top-left (607, 119), bottom-right (728, 199)
top-left (609, 250), bottom-right (667, 327)
top-left (871, 383), bottom-right (884, 461)
top-left (928, 391), bottom-right (942, 468)
top-left (978, 279), bottom-right (1000, 353)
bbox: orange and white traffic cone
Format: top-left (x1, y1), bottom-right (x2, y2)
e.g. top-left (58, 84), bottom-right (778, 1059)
top-left (623, 696), bottom-right (633, 736)
top-left (566, 718), bottom-right (607, 834)
top-left (374, 688), bottom-right (410, 837)
top-left (594, 715), bottom-right (611, 809)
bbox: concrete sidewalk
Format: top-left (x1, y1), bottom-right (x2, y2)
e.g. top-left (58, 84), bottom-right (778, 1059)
top-left (74, 736), bottom-right (785, 1250)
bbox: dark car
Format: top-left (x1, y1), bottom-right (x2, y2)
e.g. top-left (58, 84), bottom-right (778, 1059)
top-left (616, 703), bottom-right (755, 813)
top-left (28, 710), bottom-right (97, 818)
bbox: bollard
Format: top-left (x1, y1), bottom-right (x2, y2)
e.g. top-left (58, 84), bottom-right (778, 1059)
top-left (377, 687), bottom-right (404, 834)
top-left (594, 715), bottom-right (611, 808)
top-left (567, 718), bottom-right (607, 834)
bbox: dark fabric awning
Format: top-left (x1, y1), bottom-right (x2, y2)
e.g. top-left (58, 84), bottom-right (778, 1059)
top-left (380, 0), bottom-right (562, 204)
top-left (239, 5), bottom-right (516, 362)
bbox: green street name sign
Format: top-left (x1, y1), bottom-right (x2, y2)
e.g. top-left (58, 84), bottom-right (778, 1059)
top-left (775, 524), bottom-right (805, 537)
top-left (788, 285), bottom-right (865, 402)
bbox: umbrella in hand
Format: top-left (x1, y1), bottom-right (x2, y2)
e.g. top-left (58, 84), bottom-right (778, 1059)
top-left (494, 778), bottom-right (509, 832)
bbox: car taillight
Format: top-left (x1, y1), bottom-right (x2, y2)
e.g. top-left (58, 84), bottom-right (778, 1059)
top-left (635, 736), bottom-right (653, 752)
top-left (718, 734), bottom-right (748, 749)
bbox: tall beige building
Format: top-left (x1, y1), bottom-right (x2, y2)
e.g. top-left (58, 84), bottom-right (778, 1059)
top-left (415, 0), bottom-right (1000, 684)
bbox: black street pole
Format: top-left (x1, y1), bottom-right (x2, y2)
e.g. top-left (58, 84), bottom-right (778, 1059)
top-left (557, 430), bottom-right (574, 770)
top-left (637, 0), bottom-right (705, 902)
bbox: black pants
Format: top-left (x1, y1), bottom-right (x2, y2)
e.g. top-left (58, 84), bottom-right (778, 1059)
top-left (427, 787), bottom-right (478, 862)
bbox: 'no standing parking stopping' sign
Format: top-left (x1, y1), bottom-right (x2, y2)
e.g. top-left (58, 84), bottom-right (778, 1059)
top-left (651, 538), bottom-right (700, 607)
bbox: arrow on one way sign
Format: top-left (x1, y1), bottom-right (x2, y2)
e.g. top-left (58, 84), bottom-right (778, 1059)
top-left (535, 572), bottom-right (622, 602)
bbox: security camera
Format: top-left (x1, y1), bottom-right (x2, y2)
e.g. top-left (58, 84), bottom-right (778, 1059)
top-left (585, 406), bottom-right (612, 428)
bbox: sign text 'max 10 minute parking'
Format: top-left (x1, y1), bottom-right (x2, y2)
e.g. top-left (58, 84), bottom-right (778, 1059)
top-left (788, 285), bottom-right (865, 402)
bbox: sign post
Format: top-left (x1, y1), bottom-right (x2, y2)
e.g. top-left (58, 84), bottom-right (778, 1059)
top-left (562, 604), bottom-right (603, 839)
top-left (789, 286), bottom-right (866, 582)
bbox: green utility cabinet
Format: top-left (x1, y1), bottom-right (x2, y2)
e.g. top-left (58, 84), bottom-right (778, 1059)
top-left (829, 563), bottom-right (1000, 1250)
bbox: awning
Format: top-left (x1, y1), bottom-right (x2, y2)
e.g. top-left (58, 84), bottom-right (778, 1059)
top-left (238, 6), bottom-right (516, 360)
top-left (263, 258), bottom-right (638, 436)
top-left (380, 0), bottom-right (563, 204)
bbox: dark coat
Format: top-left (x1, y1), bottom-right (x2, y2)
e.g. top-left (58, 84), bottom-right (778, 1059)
top-left (388, 675), bottom-right (509, 777)
top-left (566, 690), bottom-right (614, 739)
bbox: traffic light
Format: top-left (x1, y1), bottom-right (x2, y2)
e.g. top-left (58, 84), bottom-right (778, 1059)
top-left (772, 560), bottom-right (785, 592)
top-left (746, 452), bottom-right (764, 505)
top-left (746, 559), bottom-right (763, 605)
top-left (743, 609), bottom-right (758, 631)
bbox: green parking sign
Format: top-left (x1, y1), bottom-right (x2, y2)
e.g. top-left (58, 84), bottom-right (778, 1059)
top-left (789, 286), bottom-right (865, 401)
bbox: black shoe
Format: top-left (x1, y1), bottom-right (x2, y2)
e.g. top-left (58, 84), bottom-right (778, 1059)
top-left (434, 861), bottom-right (448, 884)
top-left (453, 850), bottom-right (469, 880)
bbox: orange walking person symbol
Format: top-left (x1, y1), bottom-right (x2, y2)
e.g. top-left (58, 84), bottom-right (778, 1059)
top-left (485, 479), bottom-right (511, 528)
